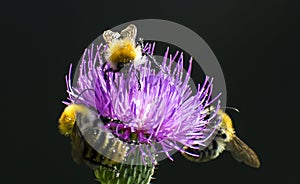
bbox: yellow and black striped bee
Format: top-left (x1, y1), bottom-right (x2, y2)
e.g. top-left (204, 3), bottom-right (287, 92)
top-left (103, 24), bottom-right (145, 72)
top-left (182, 106), bottom-right (261, 168)
top-left (58, 103), bottom-right (156, 183)
top-left (58, 104), bottom-right (129, 172)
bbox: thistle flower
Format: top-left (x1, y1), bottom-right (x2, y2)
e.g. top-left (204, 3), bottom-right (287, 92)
top-left (94, 155), bottom-right (155, 184)
top-left (64, 42), bottom-right (221, 166)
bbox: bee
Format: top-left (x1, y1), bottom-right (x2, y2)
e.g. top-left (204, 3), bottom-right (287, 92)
top-left (103, 24), bottom-right (145, 72)
top-left (102, 24), bottom-right (167, 91)
top-left (182, 106), bottom-right (261, 168)
top-left (58, 103), bottom-right (156, 183)
top-left (58, 103), bottom-right (129, 172)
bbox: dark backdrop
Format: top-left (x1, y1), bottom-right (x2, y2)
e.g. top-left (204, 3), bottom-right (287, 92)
top-left (1, 0), bottom-right (298, 184)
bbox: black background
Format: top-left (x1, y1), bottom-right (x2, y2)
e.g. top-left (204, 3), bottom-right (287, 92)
top-left (1, 0), bottom-right (299, 183)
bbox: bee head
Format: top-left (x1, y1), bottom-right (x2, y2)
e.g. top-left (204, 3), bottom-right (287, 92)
top-left (116, 62), bottom-right (124, 72)
top-left (59, 89), bottom-right (97, 136)
top-left (58, 105), bottom-right (76, 136)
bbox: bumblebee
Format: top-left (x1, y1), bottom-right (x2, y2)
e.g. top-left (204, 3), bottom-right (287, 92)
top-left (103, 24), bottom-right (145, 72)
top-left (182, 107), bottom-right (261, 168)
top-left (102, 24), bottom-right (167, 91)
top-left (58, 104), bottom-right (129, 171)
top-left (59, 104), bottom-right (156, 183)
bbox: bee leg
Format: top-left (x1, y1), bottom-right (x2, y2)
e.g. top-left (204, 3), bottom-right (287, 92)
top-left (135, 73), bottom-right (141, 90)
top-left (102, 62), bottom-right (109, 81)
top-left (145, 52), bottom-right (169, 75)
top-left (102, 61), bottom-right (108, 71)
top-left (102, 62), bottom-right (115, 82)
top-left (112, 71), bottom-right (117, 83)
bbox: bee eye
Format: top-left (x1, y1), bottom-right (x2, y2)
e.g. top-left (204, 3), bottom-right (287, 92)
top-left (221, 133), bottom-right (227, 139)
top-left (117, 63), bottom-right (124, 71)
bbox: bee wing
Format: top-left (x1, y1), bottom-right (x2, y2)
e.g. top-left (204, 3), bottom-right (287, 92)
top-left (226, 135), bottom-right (261, 168)
top-left (69, 108), bottom-right (97, 166)
top-left (70, 125), bottom-right (85, 165)
top-left (103, 30), bottom-right (121, 44)
top-left (120, 24), bottom-right (137, 41)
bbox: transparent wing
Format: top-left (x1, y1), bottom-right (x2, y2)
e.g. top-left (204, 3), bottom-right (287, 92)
top-left (120, 24), bottom-right (137, 41)
top-left (69, 106), bottom-right (97, 165)
top-left (70, 125), bottom-right (85, 165)
top-left (226, 135), bottom-right (261, 168)
top-left (103, 30), bottom-right (121, 44)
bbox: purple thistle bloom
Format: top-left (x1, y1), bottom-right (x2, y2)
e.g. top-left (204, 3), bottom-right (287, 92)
top-left (64, 42), bottom-right (221, 165)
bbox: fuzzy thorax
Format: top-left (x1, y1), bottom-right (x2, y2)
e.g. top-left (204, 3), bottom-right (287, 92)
top-left (218, 109), bottom-right (235, 142)
top-left (58, 104), bottom-right (91, 136)
top-left (106, 39), bottom-right (142, 70)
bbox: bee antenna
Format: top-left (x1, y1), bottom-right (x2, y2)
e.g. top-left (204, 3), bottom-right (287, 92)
top-left (74, 88), bottom-right (95, 104)
top-left (221, 106), bottom-right (240, 113)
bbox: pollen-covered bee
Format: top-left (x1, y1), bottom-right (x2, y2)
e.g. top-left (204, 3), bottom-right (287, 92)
top-left (103, 24), bottom-right (145, 72)
top-left (182, 106), bottom-right (261, 168)
top-left (58, 104), bottom-right (129, 172)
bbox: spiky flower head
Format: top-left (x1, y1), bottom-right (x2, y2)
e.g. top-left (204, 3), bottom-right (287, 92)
top-left (64, 42), bottom-right (221, 165)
